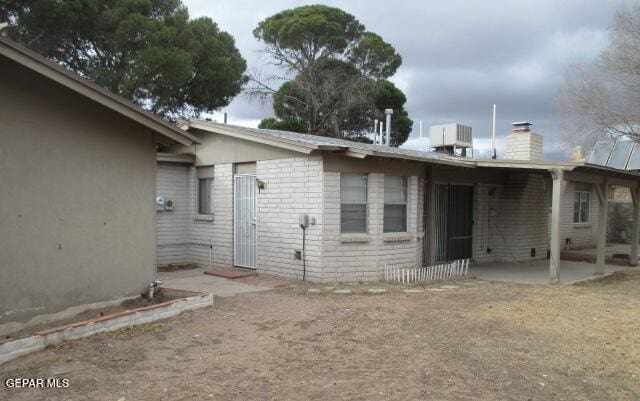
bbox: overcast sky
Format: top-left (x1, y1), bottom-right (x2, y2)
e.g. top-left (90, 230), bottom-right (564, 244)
top-left (184, 0), bottom-right (628, 160)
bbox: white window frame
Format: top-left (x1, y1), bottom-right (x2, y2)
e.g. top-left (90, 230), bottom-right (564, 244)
top-left (383, 176), bottom-right (408, 233)
top-left (198, 177), bottom-right (214, 215)
top-left (573, 190), bottom-right (591, 224)
top-left (340, 173), bottom-right (368, 233)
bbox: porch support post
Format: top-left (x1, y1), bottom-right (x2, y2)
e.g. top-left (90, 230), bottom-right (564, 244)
top-left (594, 177), bottom-right (609, 275)
top-left (630, 187), bottom-right (640, 266)
top-left (425, 166), bottom-right (437, 266)
top-left (549, 168), bottom-right (563, 283)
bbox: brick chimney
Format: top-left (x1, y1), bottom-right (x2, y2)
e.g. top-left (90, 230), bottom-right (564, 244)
top-left (505, 122), bottom-right (543, 160)
top-left (571, 146), bottom-right (586, 162)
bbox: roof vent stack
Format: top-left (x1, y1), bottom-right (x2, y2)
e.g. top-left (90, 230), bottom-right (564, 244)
top-left (505, 121), bottom-right (543, 161)
top-left (385, 109), bottom-right (393, 147)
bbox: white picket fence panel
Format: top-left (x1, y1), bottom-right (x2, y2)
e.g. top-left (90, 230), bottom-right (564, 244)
top-left (384, 259), bottom-right (470, 283)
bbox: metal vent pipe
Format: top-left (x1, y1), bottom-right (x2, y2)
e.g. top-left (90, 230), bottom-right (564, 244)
top-left (385, 109), bottom-right (393, 146)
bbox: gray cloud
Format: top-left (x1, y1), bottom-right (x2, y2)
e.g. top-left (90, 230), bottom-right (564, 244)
top-left (184, 0), bottom-right (626, 158)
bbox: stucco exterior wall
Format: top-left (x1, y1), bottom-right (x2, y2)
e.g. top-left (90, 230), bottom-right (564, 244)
top-left (169, 130), bottom-right (304, 165)
top-left (0, 57), bottom-right (157, 323)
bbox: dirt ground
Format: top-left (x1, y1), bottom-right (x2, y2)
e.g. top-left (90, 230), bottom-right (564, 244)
top-left (3, 289), bottom-right (186, 342)
top-left (1, 271), bottom-right (640, 401)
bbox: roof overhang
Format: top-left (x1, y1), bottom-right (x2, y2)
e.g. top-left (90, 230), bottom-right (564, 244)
top-left (157, 152), bottom-right (196, 164)
top-left (187, 120), bottom-right (473, 167)
top-left (474, 159), bottom-right (640, 188)
top-left (0, 36), bottom-right (200, 146)
top-left (188, 120), bottom-right (324, 154)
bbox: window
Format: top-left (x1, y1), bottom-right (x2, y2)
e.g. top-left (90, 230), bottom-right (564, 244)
top-left (340, 173), bottom-right (368, 233)
top-left (384, 176), bottom-right (408, 232)
top-left (198, 178), bottom-right (214, 214)
top-left (573, 190), bottom-right (591, 224)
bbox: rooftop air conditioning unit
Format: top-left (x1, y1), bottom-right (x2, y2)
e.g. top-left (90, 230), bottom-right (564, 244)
top-left (429, 123), bottom-right (473, 148)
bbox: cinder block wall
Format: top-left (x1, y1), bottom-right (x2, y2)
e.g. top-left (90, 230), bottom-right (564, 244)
top-left (188, 164), bottom-right (234, 267)
top-left (473, 183), bottom-right (506, 263)
top-left (473, 174), bottom-right (549, 263)
top-left (321, 172), bottom-right (423, 282)
top-left (256, 156), bottom-right (324, 280)
top-left (156, 163), bottom-right (191, 264)
top-left (498, 173), bottom-right (549, 261)
top-left (505, 132), bottom-right (544, 160)
top-left (156, 163), bottom-right (234, 268)
top-left (559, 181), bottom-right (600, 249)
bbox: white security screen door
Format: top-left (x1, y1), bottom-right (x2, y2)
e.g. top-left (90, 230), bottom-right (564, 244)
top-left (234, 174), bottom-right (257, 268)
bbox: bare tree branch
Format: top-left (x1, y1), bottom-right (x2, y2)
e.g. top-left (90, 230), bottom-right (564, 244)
top-left (558, 4), bottom-right (640, 149)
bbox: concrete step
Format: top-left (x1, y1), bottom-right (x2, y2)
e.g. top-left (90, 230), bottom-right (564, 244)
top-left (204, 268), bottom-right (256, 279)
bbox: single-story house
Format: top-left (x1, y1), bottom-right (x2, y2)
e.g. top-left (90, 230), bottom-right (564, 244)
top-left (156, 120), bottom-right (640, 283)
top-left (0, 36), bottom-right (198, 328)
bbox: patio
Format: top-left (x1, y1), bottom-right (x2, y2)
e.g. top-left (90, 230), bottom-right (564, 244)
top-left (468, 259), bottom-right (630, 284)
top-left (158, 267), bottom-right (275, 297)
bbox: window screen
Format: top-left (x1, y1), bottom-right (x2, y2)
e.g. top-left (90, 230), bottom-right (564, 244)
top-left (198, 178), bottom-right (214, 214)
top-left (573, 190), bottom-right (590, 224)
top-left (340, 173), bottom-right (368, 233)
top-left (384, 176), bottom-right (407, 233)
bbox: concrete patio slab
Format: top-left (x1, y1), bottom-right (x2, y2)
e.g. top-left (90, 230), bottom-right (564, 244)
top-left (204, 268), bottom-right (255, 279)
top-left (469, 259), bottom-right (629, 284)
top-left (158, 268), bottom-right (271, 297)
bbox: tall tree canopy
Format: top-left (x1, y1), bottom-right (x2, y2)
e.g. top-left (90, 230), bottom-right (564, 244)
top-left (558, 4), bottom-right (640, 148)
top-left (253, 5), bottom-right (411, 146)
top-left (2, 0), bottom-right (248, 117)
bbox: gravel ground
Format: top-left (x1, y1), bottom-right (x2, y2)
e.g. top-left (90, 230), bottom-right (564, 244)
top-left (1, 271), bottom-right (639, 401)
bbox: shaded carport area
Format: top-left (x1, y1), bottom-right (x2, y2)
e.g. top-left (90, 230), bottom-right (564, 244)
top-left (470, 159), bottom-right (640, 282)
